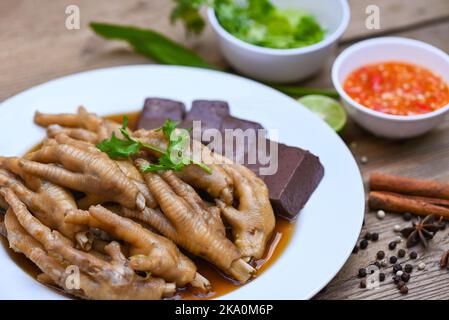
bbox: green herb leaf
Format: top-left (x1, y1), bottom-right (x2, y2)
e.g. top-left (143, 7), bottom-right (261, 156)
top-left (213, 0), bottom-right (325, 49)
top-left (157, 119), bottom-right (179, 138)
top-left (90, 22), bottom-right (214, 69)
top-left (170, 0), bottom-right (233, 35)
top-left (143, 119), bottom-right (212, 174)
top-left (96, 116), bottom-right (161, 159)
top-left (96, 132), bottom-right (141, 159)
top-left (96, 117), bottom-right (212, 174)
top-left (170, 0), bottom-right (208, 35)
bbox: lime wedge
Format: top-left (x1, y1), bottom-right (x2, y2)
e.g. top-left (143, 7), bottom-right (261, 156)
top-left (298, 95), bottom-right (347, 132)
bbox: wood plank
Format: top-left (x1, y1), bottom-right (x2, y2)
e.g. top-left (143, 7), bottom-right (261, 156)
top-left (0, 0), bottom-right (225, 102)
top-left (1, 0), bottom-right (449, 300)
top-left (315, 21), bottom-right (449, 300)
top-left (298, 20), bottom-right (449, 92)
top-left (2, 0), bottom-right (448, 102)
top-left (344, 0), bottom-right (449, 41)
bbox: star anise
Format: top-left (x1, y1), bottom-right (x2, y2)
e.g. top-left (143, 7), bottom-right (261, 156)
top-left (400, 215), bottom-right (444, 248)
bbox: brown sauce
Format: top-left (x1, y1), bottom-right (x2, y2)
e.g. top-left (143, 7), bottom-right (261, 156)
top-left (0, 236), bottom-right (41, 279)
top-left (0, 111), bottom-right (296, 300)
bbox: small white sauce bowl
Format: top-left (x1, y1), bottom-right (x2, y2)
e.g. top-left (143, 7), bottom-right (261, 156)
top-left (207, 0), bottom-right (350, 83)
top-left (332, 37), bottom-right (449, 139)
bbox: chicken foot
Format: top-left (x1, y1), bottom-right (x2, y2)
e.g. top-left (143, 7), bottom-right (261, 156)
top-left (35, 106), bottom-right (122, 142)
top-left (2, 188), bottom-right (174, 300)
top-left (136, 159), bottom-right (254, 283)
top-left (218, 164), bottom-right (275, 260)
top-left (47, 134), bottom-right (158, 209)
top-left (47, 127), bottom-right (99, 144)
top-left (134, 129), bottom-right (234, 204)
top-left (0, 167), bottom-right (91, 250)
top-left (65, 205), bottom-right (210, 290)
top-left (3, 143), bottom-right (145, 210)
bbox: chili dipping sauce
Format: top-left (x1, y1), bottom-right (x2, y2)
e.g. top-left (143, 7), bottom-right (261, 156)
top-left (343, 61), bottom-right (449, 116)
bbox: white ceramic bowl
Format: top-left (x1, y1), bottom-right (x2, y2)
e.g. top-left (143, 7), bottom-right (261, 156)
top-left (332, 37), bottom-right (449, 139)
top-left (207, 0), bottom-right (350, 83)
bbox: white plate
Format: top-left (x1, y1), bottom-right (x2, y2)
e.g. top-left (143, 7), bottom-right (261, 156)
top-left (0, 65), bottom-right (364, 300)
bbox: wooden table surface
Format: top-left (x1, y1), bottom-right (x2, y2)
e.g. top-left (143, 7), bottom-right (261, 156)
top-left (1, 0), bottom-right (449, 300)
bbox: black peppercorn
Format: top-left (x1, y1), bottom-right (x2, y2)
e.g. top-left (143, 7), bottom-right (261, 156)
top-left (393, 275), bottom-right (401, 284)
top-left (352, 245), bottom-right (359, 254)
top-left (379, 273), bottom-right (385, 282)
top-left (371, 233), bottom-right (379, 241)
top-left (400, 285), bottom-right (409, 294)
top-left (410, 251), bottom-right (418, 259)
top-left (388, 241), bottom-right (397, 250)
top-left (360, 280), bottom-right (367, 288)
top-left (364, 233), bottom-right (372, 240)
top-left (360, 239), bottom-right (369, 249)
top-left (404, 264), bottom-right (413, 273)
top-left (397, 249), bottom-right (406, 258)
top-left (358, 268), bottom-right (367, 278)
top-left (376, 250), bottom-right (385, 260)
top-left (403, 212), bottom-right (412, 221)
top-left (393, 263), bottom-right (402, 273)
top-left (374, 261), bottom-right (381, 268)
top-left (401, 272), bottom-right (410, 282)
top-left (390, 256), bottom-right (398, 264)
top-left (397, 280), bottom-right (405, 288)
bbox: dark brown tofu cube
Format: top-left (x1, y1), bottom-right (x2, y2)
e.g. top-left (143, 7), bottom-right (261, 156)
top-left (137, 98), bottom-right (186, 130)
top-left (186, 100), bottom-right (230, 130)
top-left (220, 116), bottom-right (264, 132)
top-left (262, 143), bottom-right (324, 218)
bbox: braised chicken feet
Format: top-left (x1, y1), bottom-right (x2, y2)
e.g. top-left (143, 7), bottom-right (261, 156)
top-left (65, 205), bottom-right (209, 290)
top-left (2, 188), bottom-right (174, 300)
top-left (2, 142), bottom-right (146, 210)
top-left (218, 164), bottom-right (275, 260)
top-left (136, 158), bottom-right (254, 282)
top-left (0, 167), bottom-right (91, 250)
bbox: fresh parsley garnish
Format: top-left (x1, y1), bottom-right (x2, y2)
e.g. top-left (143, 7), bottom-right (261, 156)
top-left (96, 116), bottom-right (164, 158)
top-left (96, 117), bottom-right (211, 174)
top-left (142, 119), bottom-right (211, 174)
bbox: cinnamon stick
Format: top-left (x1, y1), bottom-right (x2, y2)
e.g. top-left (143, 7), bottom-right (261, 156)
top-left (404, 195), bottom-right (449, 208)
top-left (370, 172), bottom-right (449, 200)
top-left (369, 191), bottom-right (449, 219)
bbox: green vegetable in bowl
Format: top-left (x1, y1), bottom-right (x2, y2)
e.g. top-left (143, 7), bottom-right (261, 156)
top-left (172, 0), bottom-right (325, 49)
top-left (215, 0), bottom-right (324, 49)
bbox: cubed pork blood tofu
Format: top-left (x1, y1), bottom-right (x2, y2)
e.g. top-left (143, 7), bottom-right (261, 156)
top-left (186, 100), bottom-right (230, 131)
top-left (262, 143), bottom-right (324, 219)
top-left (137, 98), bottom-right (186, 130)
top-left (137, 99), bottom-right (324, 218)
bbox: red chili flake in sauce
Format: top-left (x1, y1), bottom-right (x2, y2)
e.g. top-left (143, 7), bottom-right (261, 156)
top-left (344, 62), bottom-right (449, 116)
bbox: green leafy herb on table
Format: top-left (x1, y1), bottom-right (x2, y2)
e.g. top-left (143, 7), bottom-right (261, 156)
top-left (97, 117), bottom-right (212, 174)
top-left (170, 0), bottom-right (231, 35)
top-left (170, 0), bottom-right (210, 35)
top-left (90, 22), bottom-right (214, 69)
top-left (90, 22), bottom-right (338, 99)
